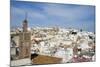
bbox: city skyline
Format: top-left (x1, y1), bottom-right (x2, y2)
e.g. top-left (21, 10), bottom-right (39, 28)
top-left (10, 1), bottom-right (95, 32)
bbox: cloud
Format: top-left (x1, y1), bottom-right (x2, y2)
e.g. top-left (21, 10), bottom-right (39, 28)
top-left (10, 1), bottom-right (95, 32)
top-left (41, 4), bottom-right (94, 22)
top-left (11, 6), bottom-right (46, 19)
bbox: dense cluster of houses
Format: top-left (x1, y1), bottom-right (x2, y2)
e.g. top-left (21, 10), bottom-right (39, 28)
top-left (11, 27), bottom-right (95, 66)
top-left (30, 27), bottom-right (95, 63)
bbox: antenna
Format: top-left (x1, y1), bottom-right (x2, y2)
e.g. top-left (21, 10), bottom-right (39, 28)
top-left (25, 12), bottom-right (28, 20)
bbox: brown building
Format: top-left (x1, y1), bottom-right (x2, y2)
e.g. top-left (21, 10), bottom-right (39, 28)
top-left (18, 16), bottom-right (31, 59)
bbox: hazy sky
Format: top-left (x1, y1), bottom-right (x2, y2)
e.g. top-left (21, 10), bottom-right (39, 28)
top-left (10, 1), bottom-right (95, 32)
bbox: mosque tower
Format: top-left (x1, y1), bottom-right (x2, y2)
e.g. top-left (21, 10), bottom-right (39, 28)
top-left (19, 13), bottom-right (31, 59)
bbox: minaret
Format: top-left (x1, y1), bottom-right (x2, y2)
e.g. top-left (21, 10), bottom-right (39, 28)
top-left (19, 13), bottom-right (31, 59)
